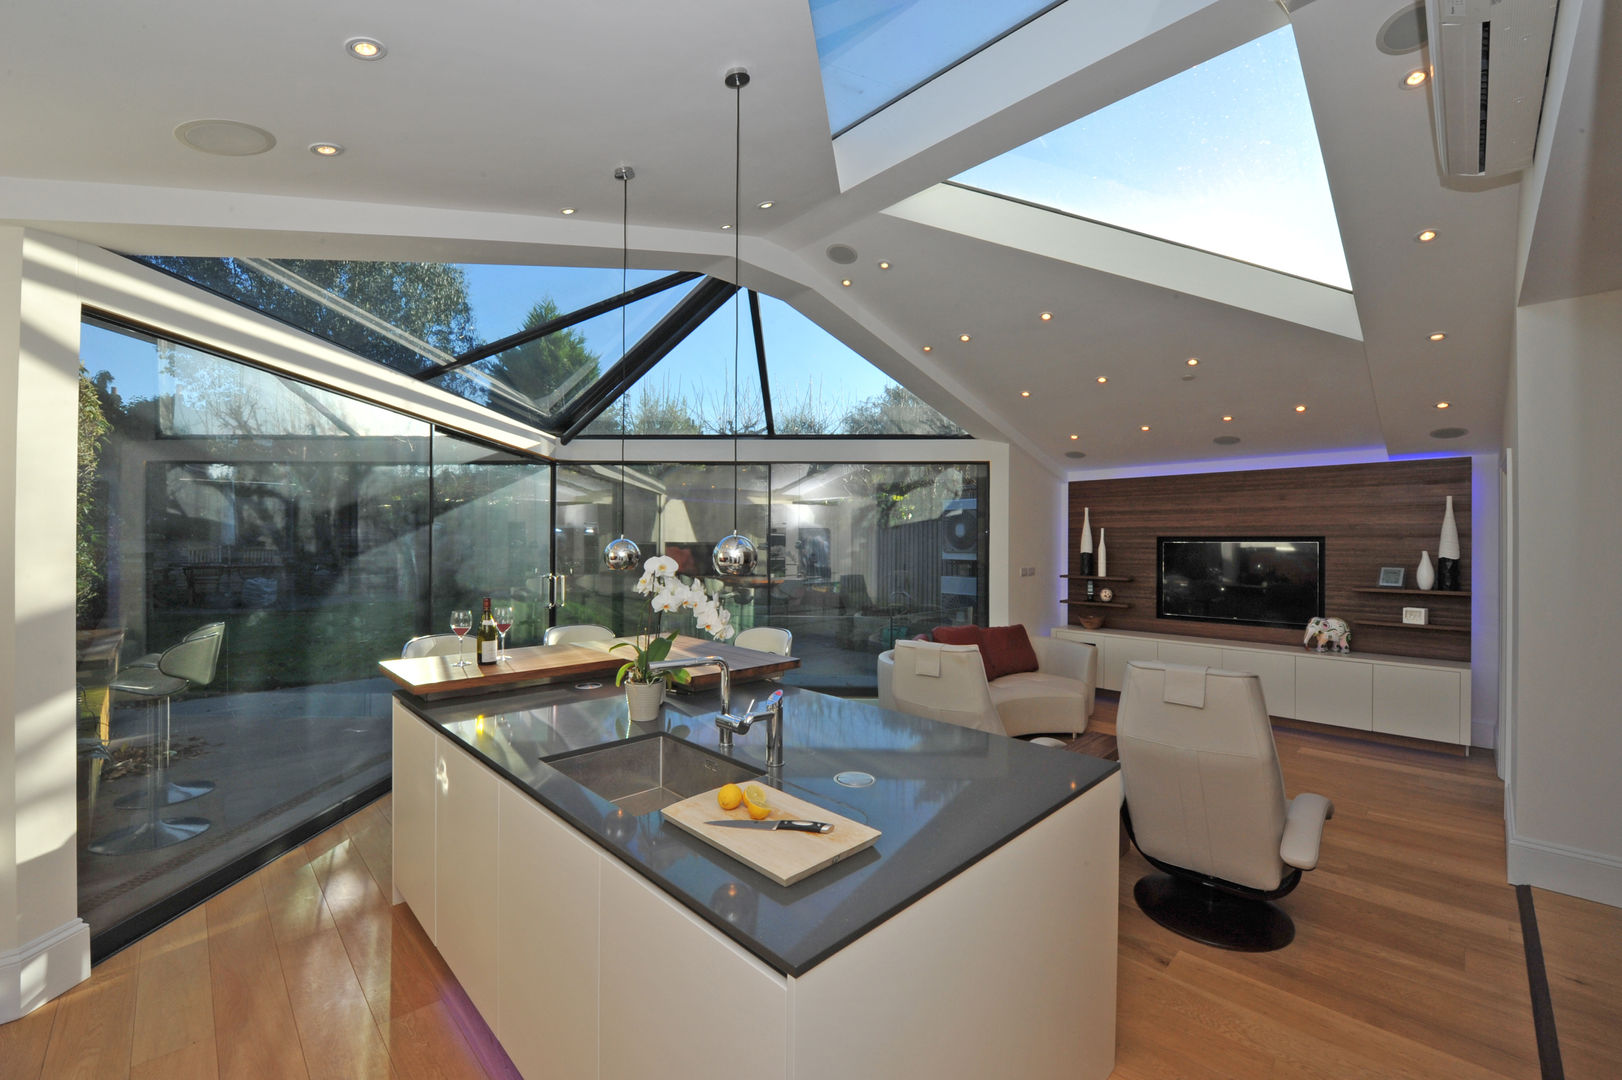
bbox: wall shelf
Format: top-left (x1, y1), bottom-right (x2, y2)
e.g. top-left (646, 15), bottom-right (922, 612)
top-left (1358, 619), bottom-right (1469, 632)
top-left (1059, 575), bottom-right (1134, 582)
top-left (1061, 599), bottom-right (1131, 609)
top-left (1351, 587), bottom-right (1470, 598)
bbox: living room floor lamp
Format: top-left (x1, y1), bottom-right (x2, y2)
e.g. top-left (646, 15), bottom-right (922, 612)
top-left (712, 66), bottom-right (759, 578)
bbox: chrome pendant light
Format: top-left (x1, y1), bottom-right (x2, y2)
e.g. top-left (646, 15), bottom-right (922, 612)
top-left (603, 163), bottom-right (641, 572)
top-left (712, 66), bottom-right (758, 578)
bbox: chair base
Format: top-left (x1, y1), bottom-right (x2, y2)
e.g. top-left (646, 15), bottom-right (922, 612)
top-left (114, 779), bottom-right (215, 809)
top-left (87, 816), bottom-right (211, 856)
top-left (1133, 872), bottom-right (1296, 952)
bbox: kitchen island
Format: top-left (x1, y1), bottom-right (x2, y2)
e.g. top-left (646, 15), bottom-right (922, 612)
top-left (391, 678), bottom-right (1119, 1079)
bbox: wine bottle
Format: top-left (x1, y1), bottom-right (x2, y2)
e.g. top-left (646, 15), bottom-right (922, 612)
top-left (477, 597), bottom-right (499, 665)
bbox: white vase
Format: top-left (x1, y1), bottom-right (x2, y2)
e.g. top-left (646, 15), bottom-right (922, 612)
top-left (625, 679), bottom-right (666, 722)
top-left (1416, 551), bottom-right (1435, 591)
top-left (1097, 528), bottom-right (1107, 577)
top-left (1439, 495), bottom-right (1460, 560)
top-left (1080, 508), bottom-right (1093, 554)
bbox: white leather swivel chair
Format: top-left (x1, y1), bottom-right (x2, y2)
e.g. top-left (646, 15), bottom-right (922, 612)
top-left (734, 625), bottom-right (792, 656)
top-left (1117, 661), bottom-right (1334, 951)
top-left (401, 633), bottom-right (466, 658)
top-left (543, 623), bottom-right (615, 646)
top-left (880, 640), bottom-right (1004, 734)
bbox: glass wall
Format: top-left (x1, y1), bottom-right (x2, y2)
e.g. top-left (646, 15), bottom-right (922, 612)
top-left (73, 316), bottom-right (553, 953)
top-left (557, 460), bottom-right (987, 693)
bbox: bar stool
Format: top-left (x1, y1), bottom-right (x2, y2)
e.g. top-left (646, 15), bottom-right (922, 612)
top-left (89, 625), bottom-right (223, 855)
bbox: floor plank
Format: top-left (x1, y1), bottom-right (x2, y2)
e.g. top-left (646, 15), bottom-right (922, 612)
top-left (1531, 886), bottom-right (1622, 1080)
top-left (0, 997), bottom-right (58, 1080)
top-left (277, 926), bottom-right (396, 1080)
top-left (203, 877), bottom-right (309, 1080)
top-left (38, 944), bottom-right (139, 1080)
top-left (130, 907), bottom-right (215, 1069)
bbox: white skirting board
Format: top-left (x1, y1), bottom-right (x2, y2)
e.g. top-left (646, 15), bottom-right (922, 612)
top-left (0, 919), bottom-right (91, 1024)
top-left (1508, 833), bottom-right (1622, 909)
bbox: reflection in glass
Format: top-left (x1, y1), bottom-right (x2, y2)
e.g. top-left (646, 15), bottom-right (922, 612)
top-left (952, 26), bottom-right (1351, 288)
top-left (76, 317), bottom-right (430, 947)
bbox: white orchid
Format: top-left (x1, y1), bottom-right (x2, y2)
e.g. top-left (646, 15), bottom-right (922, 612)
top-left (615, 555), bottom-right (738, 685)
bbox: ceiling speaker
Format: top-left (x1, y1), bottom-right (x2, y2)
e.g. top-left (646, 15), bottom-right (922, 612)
top-left (174, 119), bottom-right (277, 156)
top-left (1064, 450), bottom-right (1087, 459)
top-left (1377, 4), bottom-right (1427, 54)
top-left (1213, 435), bottom-right (1241, 445)
top-left (1430, 427), bottom-right (1469, 439)
top-left (826, 244), bottom-right (858, 265)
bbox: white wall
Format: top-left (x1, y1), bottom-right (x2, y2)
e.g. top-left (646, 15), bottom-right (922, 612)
top-left (1507, 288), bottom-right (1622, 906)
top-left (0, 229), bottom-right (91, 1021)
top-left (1002, 442), bottom-right (1064, 633)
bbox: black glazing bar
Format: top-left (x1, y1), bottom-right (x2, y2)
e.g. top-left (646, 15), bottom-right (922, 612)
top-left (1515, 884), bottom-right (1566, 1080)
top-left (750, 290), bottom-right (773, 436)
top-left (419, 270), bottom-right (701, 379)
top-left (557, 276), bottom-right (739, 442)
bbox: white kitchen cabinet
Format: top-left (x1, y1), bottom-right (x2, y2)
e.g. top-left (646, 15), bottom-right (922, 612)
top-left (1220, 648), bottom-right (1296, 719)
top-left (434, 733), bottom-right (502, 1021)
top-left (1158, 642), bottom-right (1224, 669)
top-left (1294, 655), bottom-right (1374, 731)
top-left (1102, 636), bottom-right (1159, 692)
top-left (496, 786), bottom-right (601, 1080)
top-left (598, 859), bottom-right (789, 1080)
top-left (1373, 665), bottom-right (1468, 744)
top-left (391, 700), bottom-right (436, 930)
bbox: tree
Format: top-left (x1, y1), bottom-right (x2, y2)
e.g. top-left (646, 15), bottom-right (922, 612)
top-left (77, 370), bottom-right (111, 618)
top-left (842, 384), bottom-right (962, 436)
top-left (139, 257), bottom-right (480, 375)
top-left (480, 299), bottom-right (600, 415)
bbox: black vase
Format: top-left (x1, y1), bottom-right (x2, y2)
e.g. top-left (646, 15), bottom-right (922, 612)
top-left (1079, 552), bottom-right (1095, 576)
top-left (1437, 556), bottom-right (1460, 591)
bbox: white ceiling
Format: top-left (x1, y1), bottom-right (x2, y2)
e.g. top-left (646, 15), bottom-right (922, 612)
top-left (2, 0), bottom-right (1613, 475)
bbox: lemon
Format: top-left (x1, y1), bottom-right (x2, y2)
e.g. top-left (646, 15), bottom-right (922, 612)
top-left (717, 783), bottom-right (743, 811)
top-left (741, 783), bottom-right (771, 821)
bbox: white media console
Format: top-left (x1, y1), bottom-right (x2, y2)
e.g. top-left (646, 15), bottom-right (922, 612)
top-left (1052, 626), bottom-right (1472, 747)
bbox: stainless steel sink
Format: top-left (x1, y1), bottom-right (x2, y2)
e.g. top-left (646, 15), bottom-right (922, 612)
top-left (542, 733), bottom-right (764, 816)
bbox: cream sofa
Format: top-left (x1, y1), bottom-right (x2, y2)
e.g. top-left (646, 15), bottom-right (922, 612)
top-left (877, 634), bottom-right (1097, 739)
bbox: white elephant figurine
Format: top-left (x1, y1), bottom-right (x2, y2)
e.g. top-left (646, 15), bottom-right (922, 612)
top-left (1303, 616), bottom-right (1351, 653)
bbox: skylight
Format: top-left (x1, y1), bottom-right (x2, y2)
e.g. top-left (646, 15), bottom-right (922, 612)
top-left (951, 26), bottom-right (1352, 289)
top-left (810, 0), bottom-right (1062, 134)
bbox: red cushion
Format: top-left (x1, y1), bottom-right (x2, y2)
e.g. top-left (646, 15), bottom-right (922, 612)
top-left (981, 625), bottom-right (1040, 682)
top-left (930, 624), bottom-right (984, 648)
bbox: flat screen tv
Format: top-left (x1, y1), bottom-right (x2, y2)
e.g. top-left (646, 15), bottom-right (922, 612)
top-left (1157, 537), bottom-right (1325, 630)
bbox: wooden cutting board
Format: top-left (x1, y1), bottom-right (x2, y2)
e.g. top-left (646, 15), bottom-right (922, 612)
top-left (662, 785), bottom-right (880, 886)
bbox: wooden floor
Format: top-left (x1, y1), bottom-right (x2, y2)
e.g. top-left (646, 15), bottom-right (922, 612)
top-left (5, 713), bottom-right (1619, 1080)
top-left (0, 796), bottom-right (518, 1080)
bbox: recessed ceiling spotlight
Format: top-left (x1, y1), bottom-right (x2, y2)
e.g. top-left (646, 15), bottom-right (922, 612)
top-left (721, 223), bottom-right (733, 230)
top-left (841, 279), bottom-right (852, 287)
top-left (1416, 228), bottom-right (1438, 242)
top-left (1186, 357), bottom-right (1199, 366)
top-left (878, 261), bottom-right (891, 270)
top-left (1295, 404), bottom-right (1308, 412)
top-left (1020, 391), bottom-right (1031, 398)
top-left (345, 37), bottom-right (387, 60)
top-left (1222, 414), bottom-right (1234, 422)
top-left (1069, 434), bottom-right (1079, 440)
top-left (1039, 311), bottom-right (1053, 322)
top-left (921, 345), bottom-right (932, 353)
top-left (560, 207), bottom-right (576, 215)
top-left (1403, 68), bottom-right (1428, 87)
top-left (174, 119), bottom-right (276, 156)
top-left (757, 200), bottom-right (774, 209)
top-left (1428, 331), bottom-right (1446, 341)
top-left (959, 334), bottom-right (971, 343)
top-left (309, 142), bottom-right (344, 157)
top-left (1140, 425), bottom-right (1151, 432)
top-left (1435, 400), bottom-right (1451, 409)
top-left (1096, 376), bottom-right (1108, 384)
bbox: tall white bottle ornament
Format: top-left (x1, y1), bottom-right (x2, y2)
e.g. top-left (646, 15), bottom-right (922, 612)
top-left (1416, 550), bottom-right (1435, 590)
top-left (1096, 528), bottom-right (1107, 577)
top-left (1438, 496), bottom-right (1460, 560)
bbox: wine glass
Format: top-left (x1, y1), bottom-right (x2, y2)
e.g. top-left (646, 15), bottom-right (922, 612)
top-left (449, 609), bottom-right (473, 669)
top-left (494, 604), bottom-right (514, 661)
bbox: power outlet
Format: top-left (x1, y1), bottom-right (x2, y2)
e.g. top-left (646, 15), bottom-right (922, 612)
top-left (1020, 566), bottom-right (1036, 577)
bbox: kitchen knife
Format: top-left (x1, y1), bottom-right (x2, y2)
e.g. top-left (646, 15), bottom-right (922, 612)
top-left (705, 819), bottom-right (834, 834)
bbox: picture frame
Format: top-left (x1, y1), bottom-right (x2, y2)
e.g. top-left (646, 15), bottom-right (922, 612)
top-left (1377, 566), bottom-right (1405, 587)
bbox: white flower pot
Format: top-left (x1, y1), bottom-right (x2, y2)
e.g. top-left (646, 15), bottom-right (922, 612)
top-left (625, 679), bottom-right (666, 722)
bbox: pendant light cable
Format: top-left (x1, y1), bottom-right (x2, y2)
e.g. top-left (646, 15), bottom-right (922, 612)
top-left (731, 69), bottom-right (743, 536)
top-left (604, 165), bottom-right (640, 572)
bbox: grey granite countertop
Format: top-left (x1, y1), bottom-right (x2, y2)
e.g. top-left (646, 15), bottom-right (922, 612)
top-left (396, 682), bottom-right (1117, 977)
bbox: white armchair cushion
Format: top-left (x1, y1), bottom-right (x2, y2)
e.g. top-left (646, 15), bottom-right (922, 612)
top-left (990, 672), bottom-right (1090, 738)
top-left (1279, 793), bottom-right (1335, 871)
top-left (1029, 635), bottom-right (1097, 718)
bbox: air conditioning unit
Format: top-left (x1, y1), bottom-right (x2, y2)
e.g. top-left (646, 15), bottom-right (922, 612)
top-left (1425, 0), bottom-right (1558, 177)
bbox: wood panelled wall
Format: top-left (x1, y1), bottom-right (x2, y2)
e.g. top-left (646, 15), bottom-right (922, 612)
top-left (1067, 459), bottom-right (1472, 661)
